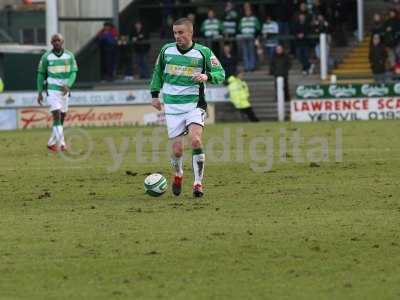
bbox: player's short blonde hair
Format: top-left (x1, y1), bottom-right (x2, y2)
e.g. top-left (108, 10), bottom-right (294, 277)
top-left (173, 18), bottom-right (193, 31)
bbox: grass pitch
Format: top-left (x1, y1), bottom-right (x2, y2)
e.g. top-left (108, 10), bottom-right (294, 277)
top-left (0, 121), bottom-right (400, 300)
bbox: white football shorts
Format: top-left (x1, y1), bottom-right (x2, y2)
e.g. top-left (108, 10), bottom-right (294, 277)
top-left (47, 92), bottom-right (69, 113)
top-left (165, 108), bottom-right (206, 139)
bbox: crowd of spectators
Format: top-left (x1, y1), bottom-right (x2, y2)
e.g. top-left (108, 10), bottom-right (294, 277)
top-left (96, 0), bottom-right (355, 81)
top-left (96, 21), bottom-right (151, 82)
top-left (369, 2), bottom-right (400, 82)
top-left (178, 0), bottom-right (352, 76)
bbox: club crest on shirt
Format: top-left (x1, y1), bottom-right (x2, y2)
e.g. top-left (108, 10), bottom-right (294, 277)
top-left (190, 58), bottom-right (201, 66)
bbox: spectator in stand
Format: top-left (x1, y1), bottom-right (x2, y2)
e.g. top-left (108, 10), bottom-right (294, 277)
top-left (97, 22), bottom-right (119, 81)
top-left (227, 66), bottom-right (259, 122)
top-left (298, 2), bottom-right (312, 25)
top-left (383, 9), bottom-right (400, 68)
top-left (261, 15), bottom-right (279, 63)
top-left (223, 1), bottom-right (239, 38)
top-left (369, 34), bottom-right (388, 83)
top-left (270, 45), bottom-right (291, 102)
top-left (130, 21), bottom-right (151, 79)
top-left (311, 14), bottom-right (331, 71)
top-left (201, 9), bottom-right (223, 54)
top-left (384, 9), bottom-right (400, 44)
top-left (312, 0), bottom-right (328, 18)
top-left (118, 34), bottom-right (133, 80)
top-left (371, 13), bottom-right (385, 39)
top-left (330, 0), bottom-right (347, 46)
top-left (220, 43), bottom-right (238, 81)
top-left (238, 3), bottom-right (261, 71)
top-left (293, 13), bottom-right (311, 75)
top-left (274, 0), bottom-right (294, 35)
top-left (312, 14), bottom-right (330, 40)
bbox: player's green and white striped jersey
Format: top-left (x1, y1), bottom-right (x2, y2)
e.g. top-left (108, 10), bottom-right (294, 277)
top-left (37, 50), bottom-right (78, 95)
top-left (150, 42), bottom-right (225, 115)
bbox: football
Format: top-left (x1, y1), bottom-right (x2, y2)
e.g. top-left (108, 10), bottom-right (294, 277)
top-left (144, 173), bottom-right (168, 197)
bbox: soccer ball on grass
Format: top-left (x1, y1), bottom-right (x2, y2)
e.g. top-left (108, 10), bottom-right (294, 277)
top-left (144, 173), bottom-right (168, 197)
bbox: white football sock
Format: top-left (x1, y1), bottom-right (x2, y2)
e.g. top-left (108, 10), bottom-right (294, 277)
top-left (171, 155), bottom-right (183, 177)
top-left (48, 131), bottom-right (56, 146)
top-left (192, 152), bottom-right (205, 185)
top-left (53, 125), bottom-right (65, 146)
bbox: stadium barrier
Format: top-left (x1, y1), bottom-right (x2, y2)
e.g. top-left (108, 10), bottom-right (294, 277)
top-left (0, 109), bottom-right (17, 130)
top-left (291, 83), bottom-right (400, 122)
top-left (276, 77), bottom-right (285, 122)
top-left (16, 105), bottom-right (216, 129)
top-left (0, 87), bottom-right (228, 130)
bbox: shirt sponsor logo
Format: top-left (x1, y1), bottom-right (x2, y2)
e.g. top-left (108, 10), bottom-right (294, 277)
top-left (48, 65), bottom-right (71, 73)
top-left (165, 64), bottom-right (200, 77)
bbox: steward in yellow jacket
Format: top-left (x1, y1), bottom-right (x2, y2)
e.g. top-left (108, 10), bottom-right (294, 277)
top-left (227, 70), bottom-right (259, 122)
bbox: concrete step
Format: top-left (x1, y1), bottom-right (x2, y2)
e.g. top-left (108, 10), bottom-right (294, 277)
top-left (352, 48), bottom-right (369, 52)
top-left (342, 58), bottom-right (369, 63)
top-left (322, 78), bottom-right (374, 84)
top-left (337, 62), bottom-right (371, 70)
top-left (334, 74), bottom-right (373, 80)
top-left (333, 68), bottom-right (372, 75)
top-left (347, 53), bottom-right (369, 59)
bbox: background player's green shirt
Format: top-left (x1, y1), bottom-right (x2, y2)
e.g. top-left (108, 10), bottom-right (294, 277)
top-left (37, 49), bottom-right (78, 94)
top-left (150, 42), bottom-right (225, 115)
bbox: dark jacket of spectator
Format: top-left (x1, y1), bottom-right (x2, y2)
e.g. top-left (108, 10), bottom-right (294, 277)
top-left (270, 50), bottom-right (291, 77)
top-left (371, 20), bottom-right (385, 38)
top-left (369, 42), bottom-right (387, 74)
top-left (370, 14), bottom-right (385, 42)
top-left (270, 45), bottom-right (291, 102)
top-left (130, 23), bottom-right (150, 54)
top-left (292, 19), bottom-right (310, 47)
top-left (384, 11), bottom-right (400, 47)
top-left (220, 44), bottom-right (237, 80)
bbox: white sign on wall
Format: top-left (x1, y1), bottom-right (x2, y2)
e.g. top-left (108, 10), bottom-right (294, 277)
top-left (0, 88), bottom-right (229, 108)
top-left (0, 109), bottom-right (17, 130)
top-left (291, 98), bottom-right (400, 122)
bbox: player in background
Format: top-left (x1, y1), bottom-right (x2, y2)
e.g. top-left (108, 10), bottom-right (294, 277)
top-left (37, 33), bottom-right (78, 152)
top-left (150, 18), bottom-right (225, 197)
